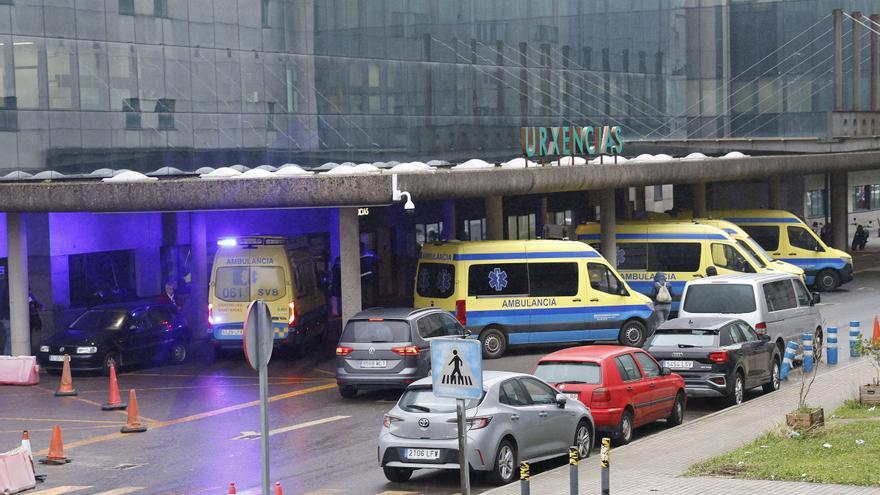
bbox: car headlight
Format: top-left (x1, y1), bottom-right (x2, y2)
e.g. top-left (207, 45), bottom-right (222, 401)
top-left (646, 301), bottom-right (655, 311)
top-left (76, 346), bottom-right (98, 354)
top-left (39, 345), bottom-right (49, 353)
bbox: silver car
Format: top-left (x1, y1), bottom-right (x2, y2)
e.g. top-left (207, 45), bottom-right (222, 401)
top-left (378, 370), bottom-right (594, 485)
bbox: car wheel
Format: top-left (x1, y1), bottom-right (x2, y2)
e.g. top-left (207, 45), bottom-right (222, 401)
top-left (480, 327), bottom-right (507, 359)
top-left (382, 466), bottom-right (413, 482)
top-left (169, 340), bottom-right (188, 364)
top-left (574, 421), bottom-right (593, 459)
top-left (616, 410), bottom-right (634, 445)
top-left (763, 358), bottom-right (781, 394)
top-left (102, 351), bottom-right (121, 377)
top-left (667, 392), bottom-right (685, 427)
top-left (618, 320), bottom-right (647, 347)
top-left (489, 439), bottom-right (517, 485)
top-left (338, 385), bottom-right (357, 399)
top-left (727, 372), bottom-right (745, 406)
top-left (816, 269), bottom-right (840, 292)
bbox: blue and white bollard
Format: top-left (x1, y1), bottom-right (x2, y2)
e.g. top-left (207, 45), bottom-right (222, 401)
top-left (850, 320), bottom-right (861, 358)
top-left (802, 333), bottom-right (814, 373)
top-left (826, 327), bottom-right (838, 365)
top-left (780, 341), bottom-right (798, 381)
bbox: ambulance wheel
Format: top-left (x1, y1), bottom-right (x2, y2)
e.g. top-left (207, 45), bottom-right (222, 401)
top-left (816, 269), bottom-right (839, 292)
top-left (619, 320), bottom-right (647, 347)
top-left (480, 327), bottom-right (507, 359)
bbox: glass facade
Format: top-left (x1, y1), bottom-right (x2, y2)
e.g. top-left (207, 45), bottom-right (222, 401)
top-left (0, 0), bottom-right (875, 175)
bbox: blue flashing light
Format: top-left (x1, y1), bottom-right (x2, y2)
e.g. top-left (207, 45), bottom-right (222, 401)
top-left (217, 238), bottom-right (237, 247)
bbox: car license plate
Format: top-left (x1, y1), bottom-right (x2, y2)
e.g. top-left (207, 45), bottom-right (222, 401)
top-left (664, 360), bottom-right (693, 369)
top-left (220, 329), bottom-right (243, 336)
top-left (564, 393), bottom-right (580, 402)
top-left (49, 355), bottom-right (64, 362)
top-left (405, 448), bottom-right (440, 460)
top-left (361, 360), bottom-right (387, 368)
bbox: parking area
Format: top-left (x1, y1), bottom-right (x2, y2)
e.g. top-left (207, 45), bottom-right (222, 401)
top-left (2, 253), bottom-right (878, 495)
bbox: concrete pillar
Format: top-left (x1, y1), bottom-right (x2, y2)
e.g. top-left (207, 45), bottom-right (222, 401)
top-left (634, 187), bottom-right (646, 217)
top-left (831, 173), bottom-right (849, 251)
top-left (599, 189), bottom-right (617, 267)
top-left (872, 14), bottom-right (879, 111)
top-left (7, 213), bottom-right (30, 356)
top-left (538, 197), bottom-right (549, 237)
top-left (442, 200), bottom-right (457, 241)
top-left (768, 176), bottom-right (784, 210)
top-left (485, 196), bottom-right (504, 240)
top-left (854, 12), bottom-right (863, 111)
top-left (338, 208), bottom-right (362, 326)
top-left (190, 212), bottom-right (208, 338)
top-left (834, 9), bottom-right (844, 111)
top-left (692, 182), bottom-right (708, 218)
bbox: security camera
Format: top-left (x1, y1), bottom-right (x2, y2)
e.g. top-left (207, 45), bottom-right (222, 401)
top-left (404, 196), bottom-right (415, 215)
top-left (392, 173), bottom-right (416, 215)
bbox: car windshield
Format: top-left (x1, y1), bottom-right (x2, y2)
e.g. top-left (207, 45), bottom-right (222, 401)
top-left (683, 284), bottom-right (757, 314)
top-left (735, 239), bottom-right (767, 268)
top-left (534, 362), bottom-right (602, 385)
top-left (399, 388), bottom-right (481, 413)
top-left (649, 329), bottom-right (718, 347)
top-left (340, 319), bottom-right (411, 343)
top-left (746, 238), bottom-right (775, 261)
top-left (69, 309), bottom-right (129, 331)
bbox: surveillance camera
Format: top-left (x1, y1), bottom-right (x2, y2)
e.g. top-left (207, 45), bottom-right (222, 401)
top-left (404, 198), bottom-right (415, 215)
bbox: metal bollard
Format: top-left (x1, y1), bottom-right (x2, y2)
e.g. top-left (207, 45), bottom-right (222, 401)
top-left (802, 332), bottom-right (814, 373)
top-left (569, 446), bottom-right (579, 495)
top-left (850, 320), bottom-right (861, 357)
top-left (520, 461), bottom-right (530, 495)
top-left (780, 341), bottom-right (798, 381)
top-left (827, 327), bottom-right (838, 365)
top-left (600, 437), bottom-right (611, 495)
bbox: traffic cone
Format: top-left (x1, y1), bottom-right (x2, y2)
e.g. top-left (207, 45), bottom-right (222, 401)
top-left (39, 426), bottom-right (71, 465)
top-left (120, 389), bottom-right (147, 433)
top-left (873, 316), bottom-right (880, 346)
top-left (20, 431), bottom-right (32, 458)
top-left (274, 481), bottom-right (284, 494)
top-left (55, 354), bottom-right (77, 396)
top-left (228, 482), bottom-right (236, 494)
top-left (101, 364), bottom-right (127, 410)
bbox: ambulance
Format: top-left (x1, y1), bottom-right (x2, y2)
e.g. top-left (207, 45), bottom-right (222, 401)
top-left (208, 235), bottom-right (327, 356)
top-left (414, 240), bottom-right (656, 359)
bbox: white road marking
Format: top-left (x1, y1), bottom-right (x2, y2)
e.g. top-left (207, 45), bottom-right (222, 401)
top-left (231, 415), bottom-right (350, 440)
top-left (92, 488), bottom-right (145, 495)
top-left (29, 487), bottom-right (92, 495)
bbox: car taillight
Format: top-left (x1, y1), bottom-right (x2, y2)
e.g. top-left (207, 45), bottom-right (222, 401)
top-left (467, 416), bottom-right (492, 430)
top-left (591, 387), bottom-right (611, 404)
top-left (288, 302), bottom-right (298, 327)
top-left (336, 346), bottom-right (354, 356)
top-left (207, 304), bottom-right (214, 328)
top-left (755, 322), bottom-right (767, 334)
top-left (455, 299), bottom-right (467, 327)
top-left (709, 351), bottom-right (729, 364)
top-left (383, 415), bottom-right (402, 428)
top-left (392, 345), bottom-right (420, 356)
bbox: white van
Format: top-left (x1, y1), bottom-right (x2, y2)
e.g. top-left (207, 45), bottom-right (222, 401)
top-left (678, 273), bottom-right (824, 355)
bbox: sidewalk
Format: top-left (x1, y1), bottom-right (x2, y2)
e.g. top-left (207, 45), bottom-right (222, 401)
top-left (485, 359), bottom-right (880, 495)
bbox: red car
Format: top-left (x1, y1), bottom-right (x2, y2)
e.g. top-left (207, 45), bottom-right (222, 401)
top-left (533, 345), bottom-right (686, 445)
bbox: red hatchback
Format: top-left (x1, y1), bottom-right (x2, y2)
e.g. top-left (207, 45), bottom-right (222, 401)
top-left (534, 345), bottom-right (686, 445)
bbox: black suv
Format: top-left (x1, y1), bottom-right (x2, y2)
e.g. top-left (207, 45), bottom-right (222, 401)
top-left (38, 302), bottom-right (191, 375)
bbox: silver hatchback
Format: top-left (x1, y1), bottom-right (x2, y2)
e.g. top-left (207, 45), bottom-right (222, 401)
top-left (378, 370), bottom-right (594, 485)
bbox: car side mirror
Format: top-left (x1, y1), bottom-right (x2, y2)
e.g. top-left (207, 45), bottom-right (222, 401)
top-left (759, 334), bottom-right (771, 342)
top-left (461, 329), bottom-right (472, 338)
top-left (811, 292), bottom-right (821, 305)
top-left (706, 266), bottom-right (718, 277)
top-left (555, 393), bottom-right (568, 408)
top-left (617, 287), bottom-right (629, 297)
top-left (660, 367), bottom-right (672, 376)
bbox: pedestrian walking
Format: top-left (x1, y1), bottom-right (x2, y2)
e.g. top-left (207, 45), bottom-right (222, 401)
top-left (651, 272), bottom-right (672, 326)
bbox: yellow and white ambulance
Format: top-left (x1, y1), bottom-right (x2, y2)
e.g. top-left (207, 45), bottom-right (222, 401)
top-left (414, 240), bottom-right (656, 358)
top-left (208, 235), bottom-right (327, 355)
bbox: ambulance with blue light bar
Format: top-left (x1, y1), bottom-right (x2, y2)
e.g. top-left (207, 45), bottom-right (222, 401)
top-left (208, 235), bottom-right (327, 356)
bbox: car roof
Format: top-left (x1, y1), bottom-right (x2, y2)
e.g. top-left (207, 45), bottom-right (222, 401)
top-left (86, 301), bottom-right (172, 311)
top-left (350, 307), bottom-right (437, 321)
top-left (686, 272), bottom-right (797, 285)
top-left (658, 316), bottom-right (742, 331)
top-left (408, 370), bottom-right (526, 389)
top-left (538, 345), bottom-right (636, 362)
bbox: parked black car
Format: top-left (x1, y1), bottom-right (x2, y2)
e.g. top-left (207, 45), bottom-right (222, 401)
top-left (644, 316), bottom-right (781, 406)
top-left (38, 302), bottom-right (190, 375)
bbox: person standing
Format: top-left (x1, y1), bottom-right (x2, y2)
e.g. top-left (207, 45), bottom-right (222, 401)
top-left (651, 272), bottom-right (673, 326)
top-left (156, 281), bottom-right (181, 310)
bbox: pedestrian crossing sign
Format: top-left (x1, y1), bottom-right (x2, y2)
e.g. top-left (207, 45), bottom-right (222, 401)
top-left (431, 338), bottom-right (482, 399)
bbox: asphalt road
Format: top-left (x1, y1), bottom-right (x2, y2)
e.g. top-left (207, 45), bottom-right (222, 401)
top-left (3, 252), bottom-right (880, 495)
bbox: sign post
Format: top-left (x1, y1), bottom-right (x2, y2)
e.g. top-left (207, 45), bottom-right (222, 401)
top-left (431, 338), bottom-right (482, 495)
top-left (244, 300), bottom-right (274, 495)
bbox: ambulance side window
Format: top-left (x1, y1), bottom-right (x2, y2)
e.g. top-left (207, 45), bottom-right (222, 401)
top-left (468, 263), bottom-right (529, 297)
top-left (587, 263), bottom-right (626, 295)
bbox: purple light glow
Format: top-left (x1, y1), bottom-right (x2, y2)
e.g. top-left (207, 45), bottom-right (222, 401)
top-left (217, 238), bottom-right (238, 247)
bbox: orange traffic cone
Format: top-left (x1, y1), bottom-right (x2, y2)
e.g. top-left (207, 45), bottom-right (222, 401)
top-left (873, 316), bottom-right (880, 346)
top-left (55, 354), bottom-right (77, 396)
top-left (101, 364), bottom-right (127, 410)
top-left (228, 482), bottom-right (236, 494)
top-left (39, 426), bottom-right (71, 465)
top-left (120, 389), bottom-right (147, 433)
top-left (274, 481), bottom-right (283, 495)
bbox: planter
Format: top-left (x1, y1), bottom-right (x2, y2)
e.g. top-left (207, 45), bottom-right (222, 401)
top-left (860, 384), bottom-right (880, 406)
top-left (786, 407), bottom-right (825, 430)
